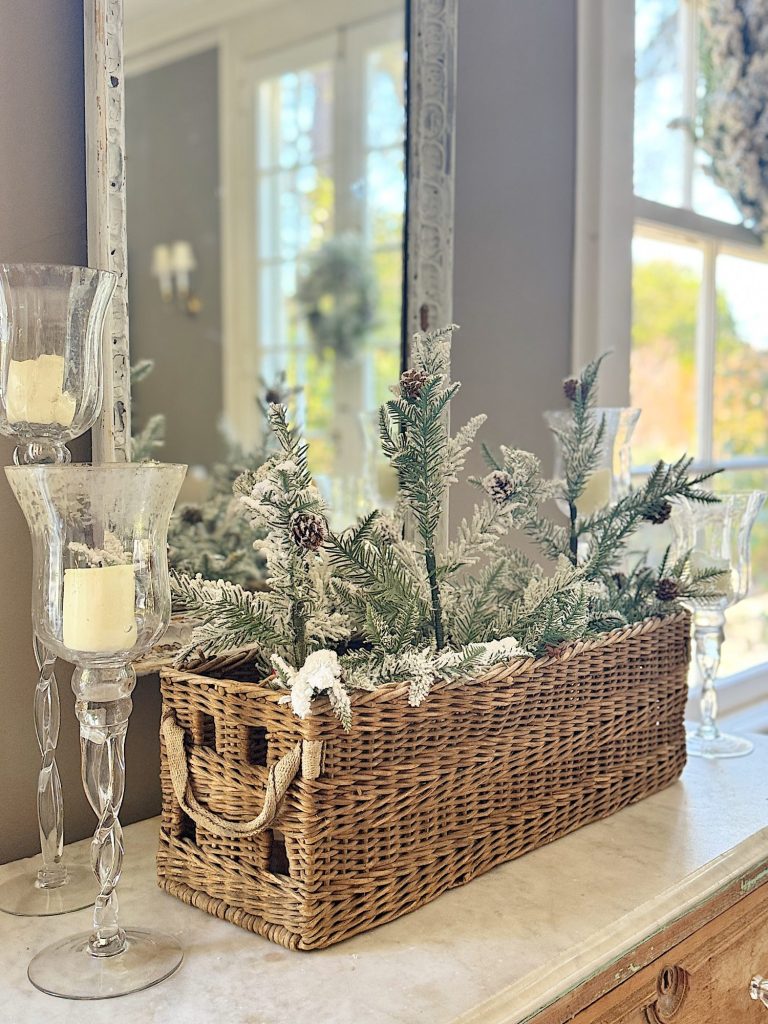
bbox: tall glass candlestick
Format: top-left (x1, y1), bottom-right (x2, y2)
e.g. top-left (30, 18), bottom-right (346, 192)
top-left (0, 263), bottom-right (116, 917)
top-left (672, 490), bottom-right (766, 759)
top-left (7, 461), bottom-right (186, 999)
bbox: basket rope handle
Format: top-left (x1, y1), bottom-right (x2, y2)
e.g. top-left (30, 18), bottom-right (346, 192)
top-left (161, 712), bottom-right (310, 838)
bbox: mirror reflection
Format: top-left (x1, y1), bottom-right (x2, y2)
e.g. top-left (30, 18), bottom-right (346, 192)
top-left (125, 0), bottom-right (407, 528)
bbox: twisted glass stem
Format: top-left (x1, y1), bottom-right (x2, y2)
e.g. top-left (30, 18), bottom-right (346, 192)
top-left (33, 636), bottom-right (68, 888)
top-left (72, 664), bottom-right (135, 957)
top-left (692, 608), bottom-right (726, 741)
top-left (17, 440), bottom-right (72, 890)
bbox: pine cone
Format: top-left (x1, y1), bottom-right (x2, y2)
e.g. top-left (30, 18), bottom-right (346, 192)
top-left (563, 378), bottom-right (580, 401)
top-left (483, 470), bottom-right (516, 505)
top-left (180, 504), bottom-right (204, 526)
top-left (643, 499), bottom-right (672, 525)
top-left (655, 577), bottom-right (680, 602)
top-left (290, 510), bottom-right (327, 552)
top-left (399, 368), bottom-right (429, 400)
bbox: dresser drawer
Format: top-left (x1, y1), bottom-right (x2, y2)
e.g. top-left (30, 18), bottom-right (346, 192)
top-left (571, 882), bottom-right (768, 1023)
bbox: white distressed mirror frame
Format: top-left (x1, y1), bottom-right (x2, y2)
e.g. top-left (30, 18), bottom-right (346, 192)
top-left (84, 0), bottom-right (457, 461)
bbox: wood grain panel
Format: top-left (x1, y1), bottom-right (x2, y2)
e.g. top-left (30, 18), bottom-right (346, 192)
top-left (569, 881), bottom-right (768, 1023)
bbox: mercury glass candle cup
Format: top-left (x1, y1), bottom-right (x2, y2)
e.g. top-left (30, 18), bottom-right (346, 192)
top-left (6, 462), bottom-right (187, 1000)
top-left (0, 263), bottom-right (116, 918)
top-left (672, 490), bottom-right (766, 760)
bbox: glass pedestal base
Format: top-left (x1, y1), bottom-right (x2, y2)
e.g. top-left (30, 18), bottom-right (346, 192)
top-left (28, 928), bottom-right (183, 1000)
top-left (686, 725), bottom-right (754, 760)
top-left (0, 863), bottom-right (93, 917)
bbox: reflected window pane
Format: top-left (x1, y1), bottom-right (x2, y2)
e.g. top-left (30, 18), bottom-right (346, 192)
top-left (692, 151), bottom-right (742, 223)
top-left (369, 248), bottom-right (403, 411)
top-left (713, 253), bottom-right (768, 460)
top-left (367, 41), bottom-right (405, 149)
top-left (631, 233), bottom-right (702, 464)
top-left (715, 469), bottom-right (768, 676)
top-left (257, 166), bottom-right (333, 262)
top-left (366, 149), bottom-right (405, 247)
top-left (258, 64), bottom-right (333, 172)
top-left (634, 0), bottom-right (686, 206)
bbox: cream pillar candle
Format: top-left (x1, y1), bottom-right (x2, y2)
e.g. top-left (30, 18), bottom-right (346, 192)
top-left (63, 564), bottom-right (138, 653)
top-left (5, 354), bottom-right (76, 426)
top-left (579, 467), bottom-right (613, 515)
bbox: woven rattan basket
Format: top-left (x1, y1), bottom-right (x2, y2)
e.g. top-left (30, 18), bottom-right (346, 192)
top-left (157, 612), bottom-right (690, 950)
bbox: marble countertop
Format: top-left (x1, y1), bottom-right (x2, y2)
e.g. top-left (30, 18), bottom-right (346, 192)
top-left (2, 742), bottom-right (768, 1024)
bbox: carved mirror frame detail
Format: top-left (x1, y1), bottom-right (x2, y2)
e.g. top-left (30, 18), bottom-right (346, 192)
top-left (407, 0), bottom-right (457, 339)
top-left (86, 0), bottom-right (130, 462)
top-left (86, 0), bottom-right (457, 458)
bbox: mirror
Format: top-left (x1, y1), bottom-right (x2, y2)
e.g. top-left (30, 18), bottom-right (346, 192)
top-left (124, 0), bottom-right (408, 526)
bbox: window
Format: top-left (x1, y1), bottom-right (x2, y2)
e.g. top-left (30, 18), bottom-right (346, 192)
top-left (632, 0), bottom-right (768, 676)
top-left (248, 17), bottom-right (405, 484)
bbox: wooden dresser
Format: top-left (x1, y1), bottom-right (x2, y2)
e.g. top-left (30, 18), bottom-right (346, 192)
top-left (534, 859), bottom-right (768, 1022)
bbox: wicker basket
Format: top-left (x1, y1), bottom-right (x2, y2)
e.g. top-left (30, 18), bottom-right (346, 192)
top-left (157, 612), bottom-right (690, 951)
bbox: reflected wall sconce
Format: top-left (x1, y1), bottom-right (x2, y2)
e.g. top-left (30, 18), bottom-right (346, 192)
top-left (150, 241), bottom-right (202, 316)
top-left (151, 244), bottom-right (173, 301)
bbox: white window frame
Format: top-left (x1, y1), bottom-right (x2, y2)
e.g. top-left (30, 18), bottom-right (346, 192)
top-left (574, 0), bottom-right (768, 730)
top-left (633, 205), bottom-right (768, 477)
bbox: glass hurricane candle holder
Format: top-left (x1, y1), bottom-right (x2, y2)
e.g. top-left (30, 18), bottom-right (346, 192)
top-left (543, 407), bottom-right (641, 516)
top-left (6, 461), bottom-right (186, 999)
top-left (0, 263), bottom-right (116, 918)
top-left (0, 263), bottom-right (115, 464)
top-left (672, 490), bottom-right (766, 759)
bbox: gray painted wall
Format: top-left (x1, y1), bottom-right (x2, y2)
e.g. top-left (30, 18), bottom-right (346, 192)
top-left (451, 0), bottom-right (577, 527)
top-left (0, 0), bottom-right (164, 863)
top-left (126, 49), bottom-right (224, 471)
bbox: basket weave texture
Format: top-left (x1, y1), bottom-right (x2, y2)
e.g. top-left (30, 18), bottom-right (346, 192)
top-left (157, 612), bottom-right (690, 950)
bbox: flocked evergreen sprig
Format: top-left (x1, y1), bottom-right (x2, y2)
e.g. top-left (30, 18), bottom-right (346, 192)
top-left (168, 444), bottom-right (269, 589)
top-left (552, 356), bottom-right (720, 577)
top-left (555, 357), bottom-right (609, 561)
top-left (473, 356), bottom-right (724, 635)
top-left (233, 404), bottom-right (350, 666)
top-left (130, 360), bottom-right (166, 462)
top-left (577, 456), bottom-right (720, 580)
top-left (377, 324), bottom-right (478, 649)
top-left (171, 329), bottom-right (727, 728)
top-left (328, 324), bottom-right (526, 704)
top-left (168, 371), bottom-right (308, 588)
top-left (587, 547), bottom-right (727, 632)
top-left (171, 572), bottom-right (281, 672)
top-left (135, 362), bottom-right (302, 589)
top-left (172, 404), bottom-right (351, 699)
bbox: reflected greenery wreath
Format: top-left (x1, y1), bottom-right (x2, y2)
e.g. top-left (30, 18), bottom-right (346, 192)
top-left (296, 234), bottom-right (378, 361)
